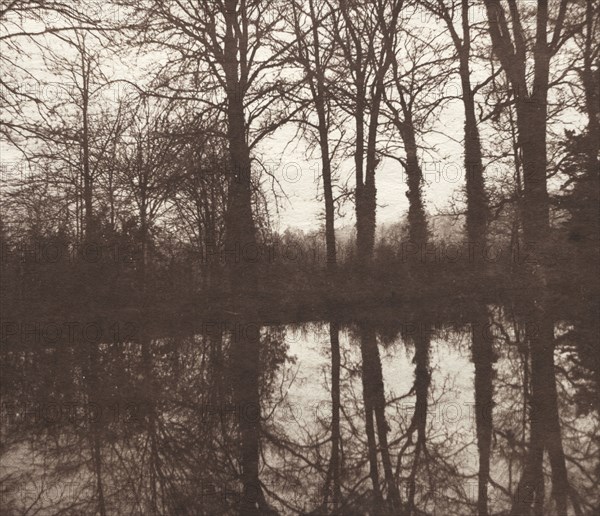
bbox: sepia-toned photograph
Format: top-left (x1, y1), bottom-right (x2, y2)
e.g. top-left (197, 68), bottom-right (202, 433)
top-left (1, 1), bottom-right (598, 514)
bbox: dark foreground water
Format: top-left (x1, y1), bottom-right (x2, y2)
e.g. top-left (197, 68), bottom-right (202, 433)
top-left (1, 304), bottom-right (598, 515)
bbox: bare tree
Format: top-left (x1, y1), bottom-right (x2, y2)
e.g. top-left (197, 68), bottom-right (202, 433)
top-left (480, 2), bottom-right (573, 514)
top-left (419, 0), bottom-right (494, 261)
top-left (329, 0), bottom-right (404, 266)
top-left (115, 97), bottom-right (183, 299)
top-left (381, 24), bottom-right (452, 252)
top-left (288, 0), bottom-right (341, 272)
top-left (0, 1), bottom-right (97, 144)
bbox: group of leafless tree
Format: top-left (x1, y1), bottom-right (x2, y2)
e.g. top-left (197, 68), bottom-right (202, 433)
top-left (1, 0), bottom-right (598, 297)
top-left (1, 1), bottom-right (598, 515)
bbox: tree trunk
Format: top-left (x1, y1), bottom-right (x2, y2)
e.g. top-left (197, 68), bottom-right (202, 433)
top-left (580, 0), bottom-right (600, 272)
top-left (139, 203), bottom-right (148, 304)
top-left (402, 122), bottom-right (428, 250)
top-left (460, 65), bottom-right (488, 261)
top-left (223, 94), bottom-right (258, 298)
top-left (81, 51), bottom-right (94, 241)
top-left (456, 0), bottom-right (488, 262)
top-left (223, 0), bottom-right (258, 300)
top-left (319, 119), bottom-right (337, 272)
top-left (359, 88), bottom-right (382, 266)
top-left (307, 0), bottom-right (337, 272)
top-left (354, 79), bottom-right (369, 267)
top-left (515, 101), bottom-right (550, 256)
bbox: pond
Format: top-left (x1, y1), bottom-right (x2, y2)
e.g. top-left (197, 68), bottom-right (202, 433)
top-left (1, 305), bottom-right (597, 515)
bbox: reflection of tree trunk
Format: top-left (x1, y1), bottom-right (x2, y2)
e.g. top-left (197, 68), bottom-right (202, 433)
top-left (360, 333), bottom-right (381, 513)
top-left (209, 324), bottom-right (225, 408)
top-left (85, 343), bottom-right (106, 516)
top-left (230, 320), bottom-right (266, 515)
top-left (511, 326), bottom-right (545, 515)
top-left (142, 337), bottom-right (161, 514)
top-left (359, 324), bottom-right (400, 513)
top-left (536, 318), bottom-right (568, 516)
top-left (406, 330), bottom-right (431, 516)
top-left (511, 316), bottom-right (568, 516)
top-left (472, 307), bottom-right (494, 516)
top-left (330, 321), bottom-right (341, 511)
top-left (92, 431), bottom-right (106, 516)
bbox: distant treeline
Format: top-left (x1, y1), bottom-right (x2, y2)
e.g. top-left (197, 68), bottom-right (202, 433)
top-left (0, 198), bottom-right (595, 318)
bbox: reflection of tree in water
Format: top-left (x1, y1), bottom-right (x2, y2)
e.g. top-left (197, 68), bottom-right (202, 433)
top-left (489, 306), bottom-right (599, 516)
top-left (0, 322), bottom-right (290, 515)
top-left (397, 322), bottom-right (432, 516)
top-left (471, 304), bottom-right (495, 516)
top-left (358, 322), bottom-right (400, 514)
top-left (263, 320), bottom-right (475, 514)
top-left (262, 314), bottom-right (599, 515)
top-left (1, 309), bottom-right (598, 515)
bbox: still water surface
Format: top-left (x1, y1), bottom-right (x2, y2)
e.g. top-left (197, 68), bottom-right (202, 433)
top-left (1, 306), bottom-right (597, 515)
